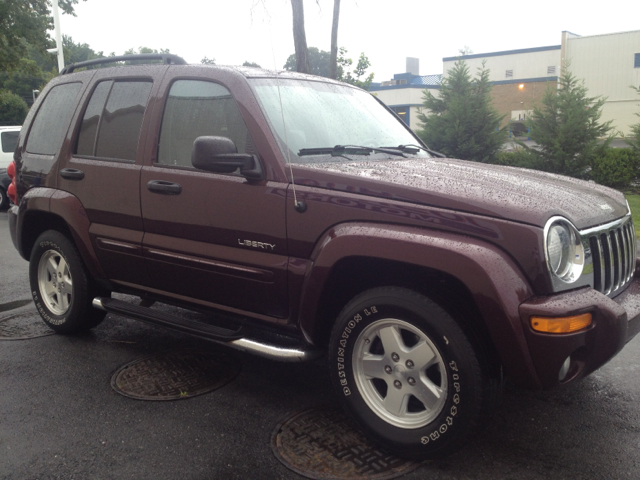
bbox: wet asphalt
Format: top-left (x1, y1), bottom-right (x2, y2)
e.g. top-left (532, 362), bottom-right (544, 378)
top-left (1, 208), bottom-right (640, 480)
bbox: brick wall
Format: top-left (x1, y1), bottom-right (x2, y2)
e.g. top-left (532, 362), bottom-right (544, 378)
top-left (490, 80), bottom-right (557, 127)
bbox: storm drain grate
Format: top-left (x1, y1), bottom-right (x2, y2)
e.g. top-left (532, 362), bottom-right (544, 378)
top-left (271, 406), bottom-right (422, 480)
top-left (0, 307), bottom-right (55, 340)
top-left (111, 350), bottom-right (240, 400)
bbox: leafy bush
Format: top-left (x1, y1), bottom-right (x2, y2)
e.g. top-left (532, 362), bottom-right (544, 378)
top-left (590, 148), bottom-right (640, 189)
top-left (521, 68), bottom-right (613, 178)
top-left (492, 148), bottom-right (543, 170)
top-left (626, 85), bottom-right (640, 153)
top-left (0, 90), bottom-right (29, 125)
top-left (417, 60), bottom-right (506, 163)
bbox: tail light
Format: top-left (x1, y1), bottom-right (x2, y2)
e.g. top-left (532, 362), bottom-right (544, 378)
top-left (7, 161), bottom-right (17, 204)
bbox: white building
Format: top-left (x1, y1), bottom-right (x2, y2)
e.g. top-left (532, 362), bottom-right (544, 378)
top-left (563, 30), bottom-right (640, 137)
top-left (371, 29), bottom-right (640, 137)
top-left (369, 58), bottom-right (441, 130)
top-left (443, 45), bottom-right (561, 83)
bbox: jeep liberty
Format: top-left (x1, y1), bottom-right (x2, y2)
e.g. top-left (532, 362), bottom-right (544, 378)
top-left (6, 54), bottom-right (640, 458)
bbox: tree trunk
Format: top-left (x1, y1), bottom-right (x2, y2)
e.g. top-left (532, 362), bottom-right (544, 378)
top-left (329, 0), bottom-right (340, 79)
top-left (291, 0), bottom-right (309, 74)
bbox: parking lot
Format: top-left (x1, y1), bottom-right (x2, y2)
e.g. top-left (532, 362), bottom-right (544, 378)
top-left (1, 209), bottom-right (640, 480)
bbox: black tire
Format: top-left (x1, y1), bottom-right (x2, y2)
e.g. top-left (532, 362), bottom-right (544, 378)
top-left (0, 187), bottom-right (8, 210)
top-left (328, 286), bottom-right (499, 459)
top-left (29, 230), bottom-right (107, 333)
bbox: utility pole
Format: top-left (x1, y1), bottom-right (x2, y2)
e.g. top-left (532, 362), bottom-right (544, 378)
top-left (47, 0), bottom-right (65, 72)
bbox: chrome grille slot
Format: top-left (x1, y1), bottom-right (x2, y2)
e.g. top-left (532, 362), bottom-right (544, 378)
top-left (589, 236), bottom-right (602, 292)
top-left (619, 228), bottom-right (629, 282)
top-left (612, 230), bottom-right (621, 291)
top-left (585, 217), bottom-right (637, 297)
top-left (624, 223), bottom-right (635, 282)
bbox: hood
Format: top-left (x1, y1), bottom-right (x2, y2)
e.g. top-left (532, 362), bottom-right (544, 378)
top-left (294, 157), bottom-right (629, 229)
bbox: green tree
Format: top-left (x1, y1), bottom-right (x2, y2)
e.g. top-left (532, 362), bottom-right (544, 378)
top-left (0, 89), bottom-right (29, 125)
top-left (290, 0), bottom-right (309, 73)
top-left (341, 52), bottom-right (374, 89)
top-left (417, 60), bottom-right (506, 162)
top-left (627, 86), bottom-right (640, 153)
top-left (200, 57), bottom-right (215, 65)
top-left (124, 47), bottom-right (171, 55)
top-left (0, 0), bottom-right (85, 73)
top-left (284, 47), bottom-right (373, 88)
top-left (242, 61), bottom-right (261, 68)
top-left (27, 35), bottom-right (103, 74)
top-left (284, 47), bottom-right (331, 77)
top-left (0, 58), bottom-right (45, 105)
top-left (64, 35), bottom-right (103, 64)
top-left (329, 0), bottom-right (340, 79)
top-left (122, 47), bottom-right (171, 66)
top-left (522, 68), bottom-right (614, 177)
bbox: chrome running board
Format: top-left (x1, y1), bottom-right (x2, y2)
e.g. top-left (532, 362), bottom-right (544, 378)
top-left (92, 297), bottom-right (322, 362)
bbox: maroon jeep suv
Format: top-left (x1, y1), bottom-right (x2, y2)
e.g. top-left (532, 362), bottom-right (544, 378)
top-left (6, 54), bottom-right (640, 458)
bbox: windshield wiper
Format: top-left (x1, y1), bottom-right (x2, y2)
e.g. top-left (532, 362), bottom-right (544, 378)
top-left (298, 145), bottom-right (407, 158)
top-left (380, 144), bottom-right (446, 158)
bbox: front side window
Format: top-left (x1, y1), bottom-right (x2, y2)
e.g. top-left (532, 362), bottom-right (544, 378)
top-left (158, 80), bottom-right (252, 168)
top-left (75, 80), bottom-right (153, 161)
top-left (26, 82), bottom-right (82, 155)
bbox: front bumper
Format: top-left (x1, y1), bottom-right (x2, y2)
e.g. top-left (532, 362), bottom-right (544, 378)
top-left (519, 259), bottom-right (640, 388)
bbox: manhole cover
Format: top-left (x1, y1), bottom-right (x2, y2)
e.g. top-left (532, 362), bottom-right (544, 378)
top-left (271, 407), bottom-right (422, 480)
top-left (111, 350), bottom-right (241, 400)
top-left (0, 308), bottom-right (55, 340)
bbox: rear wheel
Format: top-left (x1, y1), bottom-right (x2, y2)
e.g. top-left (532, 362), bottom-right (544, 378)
top-left (29, 230), bottom-right (107, 333)
top-left (329, 286), bottom-right (499, 459)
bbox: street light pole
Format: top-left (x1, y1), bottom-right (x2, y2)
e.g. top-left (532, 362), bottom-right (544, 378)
top-left (50, 0), bottom-right (65, 72)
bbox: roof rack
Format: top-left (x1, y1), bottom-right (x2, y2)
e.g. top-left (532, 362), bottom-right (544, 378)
top-left (60, 54), bottom-right (187, 75)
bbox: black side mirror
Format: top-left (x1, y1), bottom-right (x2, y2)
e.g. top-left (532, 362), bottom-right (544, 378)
top-left (191, 136), bottom-right (264, 180)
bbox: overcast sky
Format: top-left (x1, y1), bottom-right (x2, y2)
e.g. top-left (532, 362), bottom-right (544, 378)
top-left (58, 0), bottom-right (640, 81)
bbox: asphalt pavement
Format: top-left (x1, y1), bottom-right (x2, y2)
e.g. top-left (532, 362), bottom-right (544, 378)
top-left (1, 209), bottom-right (640, 480)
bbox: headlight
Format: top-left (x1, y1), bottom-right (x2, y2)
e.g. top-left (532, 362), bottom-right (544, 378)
top-left (544, 217), bottom-right (584, 283)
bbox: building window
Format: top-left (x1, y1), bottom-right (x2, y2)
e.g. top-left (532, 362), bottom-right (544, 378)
top-left (505, 70), bottom-right (513, 78)
top-left (547, 66), bottom-right (557, 75)
top-left (635, 53), bottom-right (640, 68)
top-left (390, 106), bottom-right (409, 126)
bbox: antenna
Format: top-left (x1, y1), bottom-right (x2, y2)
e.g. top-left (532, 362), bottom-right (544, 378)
top-left (270, 36), bottom-right (306, 213)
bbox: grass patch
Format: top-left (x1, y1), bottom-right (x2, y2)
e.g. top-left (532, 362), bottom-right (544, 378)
top-left (624, 193), bottom-right (640, 238)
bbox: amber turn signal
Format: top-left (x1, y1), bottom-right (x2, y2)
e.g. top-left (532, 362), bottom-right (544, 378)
top-left (530, 313), bottom-right (592, 334)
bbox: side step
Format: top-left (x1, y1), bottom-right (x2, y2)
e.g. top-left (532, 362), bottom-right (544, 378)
top-left (92, 297), bottom-right (322, 362)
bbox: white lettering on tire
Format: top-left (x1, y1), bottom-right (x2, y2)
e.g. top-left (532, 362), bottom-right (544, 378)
top-left (336, 304), bottom-right (464, 449)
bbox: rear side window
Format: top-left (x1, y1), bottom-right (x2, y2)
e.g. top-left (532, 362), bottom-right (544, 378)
top-left (26, 83), bottom-right (82, 155)
top-left (158, 80), bottom-right (253, 167)
top-left (76, 82), bottom-right (111, 156)
top-left (1, 130), bottom-right (19, 153)
top-left (76, 80), bottom-right (153, 161)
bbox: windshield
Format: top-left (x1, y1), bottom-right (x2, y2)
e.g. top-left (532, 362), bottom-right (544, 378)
top-left (250, 78), bottom-right (429, 163)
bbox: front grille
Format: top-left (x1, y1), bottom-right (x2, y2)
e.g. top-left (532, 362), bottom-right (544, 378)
top-left (586, 219), bottom-right (637, 296)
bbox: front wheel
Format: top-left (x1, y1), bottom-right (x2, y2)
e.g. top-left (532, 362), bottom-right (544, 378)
top-left (29, 230), bottom-right (107, 333)
top-left (329, 287), bottom-right (499, 459)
